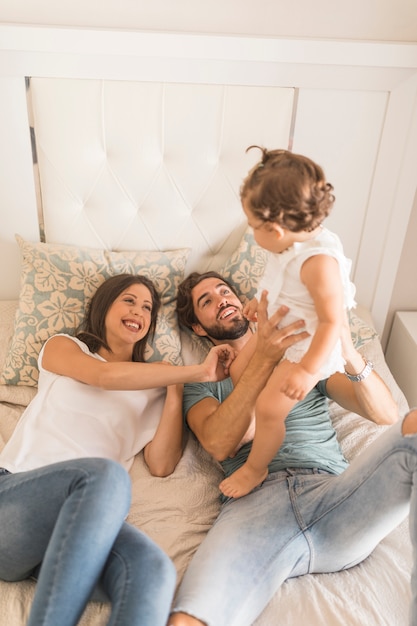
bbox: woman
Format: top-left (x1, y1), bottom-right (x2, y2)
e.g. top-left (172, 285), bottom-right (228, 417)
top-left (0, 273), bottom-right (234, 626)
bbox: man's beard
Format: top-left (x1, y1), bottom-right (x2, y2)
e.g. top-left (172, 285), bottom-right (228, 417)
top-left (198, 316), bottom-right (250, 341)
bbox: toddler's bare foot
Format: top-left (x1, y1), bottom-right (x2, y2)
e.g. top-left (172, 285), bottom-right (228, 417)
top-left (168, 612), bottom-right (205, 625)
top-left (219, 464), bottom-right (268, 498)
top-left (403, 408), bottom-right (417, 435)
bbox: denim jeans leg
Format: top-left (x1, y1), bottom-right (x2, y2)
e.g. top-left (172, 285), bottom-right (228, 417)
top-left (294, 421), bottom-right (412, 571)
top-left (99, 522), bottom-right (176, 626)
top-left (290, 419), bottom-right (417, 624)
top-left (0, 458), bottom-right (132, 625)
top-left (173, 470), bottom-right (311, 626)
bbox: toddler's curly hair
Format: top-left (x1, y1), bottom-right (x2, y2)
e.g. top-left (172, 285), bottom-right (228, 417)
top-left (240, 147), bottom-right (335, 232)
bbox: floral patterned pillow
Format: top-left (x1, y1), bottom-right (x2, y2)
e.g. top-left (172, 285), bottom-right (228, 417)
top-left (0, 236), bottom-right (190, 386)
top-left (220, 227), bottom-right (268, 303)
top-left (348, 309), bottom-right (378, 348)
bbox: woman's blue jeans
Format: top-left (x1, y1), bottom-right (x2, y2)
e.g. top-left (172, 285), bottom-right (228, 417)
top-left (0, 457), bottom-right (176, 626)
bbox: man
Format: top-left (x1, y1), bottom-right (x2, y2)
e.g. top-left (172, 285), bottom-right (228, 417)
top-left (169, 271), bottom-right (416, 626)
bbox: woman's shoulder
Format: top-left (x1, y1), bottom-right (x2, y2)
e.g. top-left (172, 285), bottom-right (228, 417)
top-left (39, 334), bottom-right (93, 363)
top-left (38, 334), bottom-right (105, 374)
top-left (45, 333), bottom-right (89, 351)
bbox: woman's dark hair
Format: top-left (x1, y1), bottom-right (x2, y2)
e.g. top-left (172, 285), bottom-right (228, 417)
top-left (77, 273), bottom-right (161, 362)
top-left (240, 146), bottom-right (335, 232)
top-left (176, 271), bottom-right (239, 330)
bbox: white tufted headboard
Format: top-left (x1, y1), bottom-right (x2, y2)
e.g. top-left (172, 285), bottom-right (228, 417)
top-left (27, 78), bottom-right (294, 274)
top-left (25, 76), bottom-right (397, 296)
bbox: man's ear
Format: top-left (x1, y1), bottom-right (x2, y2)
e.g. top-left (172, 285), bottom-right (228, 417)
top-left (191, 323), bottom-right (208, 338)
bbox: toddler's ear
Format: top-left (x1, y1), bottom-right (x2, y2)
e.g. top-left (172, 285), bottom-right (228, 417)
top-left (272, 223), bottom-right (286, 239)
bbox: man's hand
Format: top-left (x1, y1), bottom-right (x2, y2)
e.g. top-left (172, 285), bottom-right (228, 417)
top-left (255, 290), bottom-right (310, 365)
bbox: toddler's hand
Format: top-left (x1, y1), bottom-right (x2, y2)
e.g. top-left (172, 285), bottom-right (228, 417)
top-left (243, 297), bottom-right (259, 322)
top-left (280, 363), bottom-right (315, 401)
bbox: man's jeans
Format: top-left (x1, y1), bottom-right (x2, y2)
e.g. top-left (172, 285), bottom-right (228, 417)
top-left (173, 418), bottom-right (417, 626)
top-left (0, 457), bottom-right (176, 626)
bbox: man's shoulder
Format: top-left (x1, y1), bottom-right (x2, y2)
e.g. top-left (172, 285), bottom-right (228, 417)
top-left (183, 377), bottom-right (234, 407)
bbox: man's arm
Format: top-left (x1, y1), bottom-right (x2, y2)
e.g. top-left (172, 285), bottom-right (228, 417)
top-left (187, 349), bottom-right (279, 461)
top-left (187, 295), bottom-right (309, 461)
top-left (325, 314), bottom-right (399, 425)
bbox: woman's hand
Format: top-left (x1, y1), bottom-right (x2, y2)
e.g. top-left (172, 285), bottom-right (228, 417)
top-left (201, 344), bottom-right (236, 381)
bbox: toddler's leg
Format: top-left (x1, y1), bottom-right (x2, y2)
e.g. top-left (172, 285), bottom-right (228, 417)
top-left (219, 361), bottom-right (297, 499)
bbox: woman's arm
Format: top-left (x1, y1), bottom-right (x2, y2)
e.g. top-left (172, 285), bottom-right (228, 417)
top-left (42, 335), bottom-right (235, 390)
top-left (144, 382), bottom-right (184, 476)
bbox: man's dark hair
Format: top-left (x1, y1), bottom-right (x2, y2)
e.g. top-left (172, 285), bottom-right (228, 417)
top-left (176, 271), bottom-right (239, 330)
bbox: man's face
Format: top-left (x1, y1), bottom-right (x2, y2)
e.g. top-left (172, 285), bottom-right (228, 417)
top-left (191, 277), bottom-right (249, 341)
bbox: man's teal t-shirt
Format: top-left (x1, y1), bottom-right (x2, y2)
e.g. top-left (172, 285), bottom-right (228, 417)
top-left (183, 378), bottom-right (348, 478)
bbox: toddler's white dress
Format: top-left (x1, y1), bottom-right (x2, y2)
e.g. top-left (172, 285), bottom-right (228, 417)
top-left (256, 227), bottom-right (356, 378)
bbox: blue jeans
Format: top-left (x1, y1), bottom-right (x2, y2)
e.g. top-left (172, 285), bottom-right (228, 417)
top-left (0, 458), bottom-right (176, 626)
top-left (173, 418), bottom-right (417, 625)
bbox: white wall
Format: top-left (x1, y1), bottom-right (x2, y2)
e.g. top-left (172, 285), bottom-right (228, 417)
top-left (1, 0), bottom-right (417, 42)
top-left (387, 190), bottom-right (417, 325)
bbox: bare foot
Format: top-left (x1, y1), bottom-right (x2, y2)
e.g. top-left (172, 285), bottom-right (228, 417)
top-left (168, 612), bottom-right (205, 625)
top-left (219, 464), bottom-right (268, 498)
top-left (403, 408), bottom-right (417, 435)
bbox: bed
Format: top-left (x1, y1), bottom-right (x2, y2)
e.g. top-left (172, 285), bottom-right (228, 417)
top-left (0, 74), bottom-right (413, 625)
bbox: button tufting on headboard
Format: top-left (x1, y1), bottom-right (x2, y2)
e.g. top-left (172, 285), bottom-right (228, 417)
top-left (29, 78), bottom-right (294, 273)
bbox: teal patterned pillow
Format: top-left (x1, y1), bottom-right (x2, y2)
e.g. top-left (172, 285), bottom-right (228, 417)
top-left (220, 227), bottom-right (268, 303)
top-left (0, 236), bottom-right (190, 386)
top-left (348, 309), bottom-right (378, 349)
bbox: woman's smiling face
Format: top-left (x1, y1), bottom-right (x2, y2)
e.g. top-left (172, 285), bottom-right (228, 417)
top-left (104, 283), bottom-right (154, 351)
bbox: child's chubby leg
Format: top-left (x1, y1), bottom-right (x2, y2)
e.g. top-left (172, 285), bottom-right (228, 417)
top-left (219, 361), bottom-right (297, 499)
